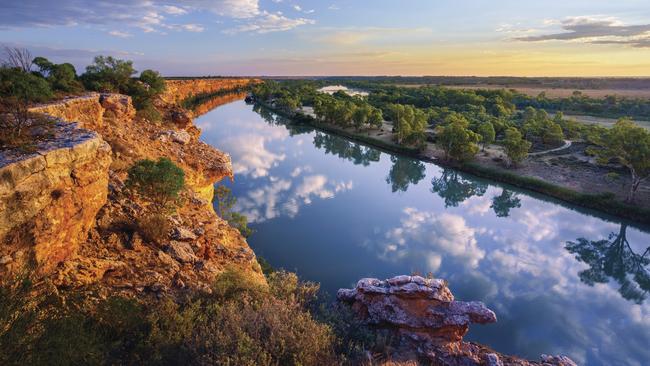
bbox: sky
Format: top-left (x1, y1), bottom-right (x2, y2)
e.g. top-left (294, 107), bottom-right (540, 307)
top-left (1, 0), bottom-right (650, 76)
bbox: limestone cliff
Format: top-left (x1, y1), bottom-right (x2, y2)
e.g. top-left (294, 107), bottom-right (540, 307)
top-left (159, 78), bottom-right (260, 105)
top-left (1, 79), bottom-right (265, 296)
top-left (0, 122), bottom-right (111, 277)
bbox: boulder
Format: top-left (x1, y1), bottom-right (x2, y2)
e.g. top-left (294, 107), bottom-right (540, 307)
top-left (338, 275), bottom-right (496, 343)
top-left (338, 276), bottom-right (576, 366)
top-left (170, 109), bottom-right (192, 128)
top-left (165, 241), bottom-right (198, 264)
top-left (171, 227), bottom-right (198, 242)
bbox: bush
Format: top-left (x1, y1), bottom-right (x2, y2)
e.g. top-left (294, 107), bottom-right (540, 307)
top-left (0, 269), bottom-right (339, 366)
top-left (0, 67), bottom-right (54, 148)
top-left (135, 102), bottom-right (162, 123)
top-left (137, 213), bottom-right (170, 244)
top-left (81, 56), bottom-right (136, 93)
top-left (126, 158), bottom-right (185, 209)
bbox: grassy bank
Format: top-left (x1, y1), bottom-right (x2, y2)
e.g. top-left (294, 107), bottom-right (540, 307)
top-left (259, 102), bottom-right (650, 226)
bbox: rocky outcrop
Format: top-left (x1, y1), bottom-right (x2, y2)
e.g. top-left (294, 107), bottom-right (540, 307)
top-left (338, 276), bottom-right (577, 366)
top-left (2, 81), bottom-right (265, 295)
top-left (159, 78), bottom-right (260, 105)
top-left (0, 122), bottom-right (111, 277)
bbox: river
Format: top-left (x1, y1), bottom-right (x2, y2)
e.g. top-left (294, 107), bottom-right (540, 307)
top-left (195, 98), bottom-right (650, 366)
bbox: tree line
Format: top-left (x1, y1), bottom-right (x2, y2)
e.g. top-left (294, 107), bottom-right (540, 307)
top-left (0, 47), bottom-right (167, 149)
top-left (252, 80), bottom-right (650, 203)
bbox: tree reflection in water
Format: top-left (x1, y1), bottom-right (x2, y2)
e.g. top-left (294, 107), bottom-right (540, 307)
top-left (431, 169), bottom-right (488, 207)
top-left (313, 132), bottom-right (381, 167)
top-left (491, 189), bottom-right (522, 218)
top-left (566, 224), bottom-right (650, 304)
top-left (385, 156), bottom-right (426, 193)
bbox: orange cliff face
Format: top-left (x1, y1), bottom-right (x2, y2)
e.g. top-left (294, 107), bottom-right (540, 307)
top-left (0, 81), bottom-right (265, 296)
top-left (159, 78), bottom-right (261, 106)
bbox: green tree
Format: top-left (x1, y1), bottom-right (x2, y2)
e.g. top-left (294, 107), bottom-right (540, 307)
top-left (0, 67), bottom-right (53, 146)
top-left (352, 104), bottom-right (370, 130)
top-left (436, 115), bottom-right (480, 162)
top-left (81, 55), bottom-right (136, 93)
top-left (502, 127), bottom-right (531, 167)
top-left (477, 121), bottom-right (495, 151)
top-left (368, 107), bottom-right (383, 129)
top-left (592, 119), bottom-right (650, 202)
top-left (33, 57), bottom-right (82, 92)
top-left (139, 69), bottom-right (166, 95)
top-left (126, 157), bottom-right (185, 208)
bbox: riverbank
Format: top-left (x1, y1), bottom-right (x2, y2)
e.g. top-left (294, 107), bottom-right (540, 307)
top-left (257, 101), bottom-right (650, 226)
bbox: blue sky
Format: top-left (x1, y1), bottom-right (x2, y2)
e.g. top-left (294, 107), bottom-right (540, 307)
top-left (1, 0), bottom-right (650, 76)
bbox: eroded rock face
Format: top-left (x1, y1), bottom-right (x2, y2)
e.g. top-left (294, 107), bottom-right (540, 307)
top-left (0, 122), bottom-right (111, 276)
top-left (338, 276), bottom-right (577, 366)
top-left (158, 78), bottom-right (260, 105)
top-left (338, 275), bottom-right (496, 344)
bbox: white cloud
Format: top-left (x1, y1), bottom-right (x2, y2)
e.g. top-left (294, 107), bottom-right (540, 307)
top-left (516, 16), bottom-right (650, 48)
top-left (380, 207), bottom-right (485, 270)
top-left (0, 0), bottom-right (310, 35)
top-left (224, 11), bottom-right (315, 34)
top-left (108, 30), bottom-right (132, 38)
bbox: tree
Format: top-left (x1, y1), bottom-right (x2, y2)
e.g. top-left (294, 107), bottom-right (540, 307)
top-left (352, 104), bottom-right (370, 130)
top-left (126, 158), bottom-right (185, 208)
top-left (477, 121), bottom-right (495, 151)
top-left (436, 115), bottom-right (480, 162)
top-left (139, 69), bottom-right (166, 95)
top-left (0, 67), bottom-right (53, 147)
top-left (592, 119), bottom-right (650, 202)
top-left (502, 127), bottom-right (531, 167)
top-left (1, 47), bottom-right (33, 72)
top-left (368, 107), bottom-right (383, 129)
top-left (81, 56), bottom-right (136, 93)
top-left (33, 57), bottom-right (82, 92)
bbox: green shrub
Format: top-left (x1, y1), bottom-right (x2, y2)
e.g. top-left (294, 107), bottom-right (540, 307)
top-left (126, 158), bottom-right (185, 208)
top-left (0, 67), bottom-right (54, 148)
top-left (135, 102), bottom-right (162, 123)
top-left (1, 269), bottom-right (339, 365)
top-left (81, 56), bottom-right (136, 93)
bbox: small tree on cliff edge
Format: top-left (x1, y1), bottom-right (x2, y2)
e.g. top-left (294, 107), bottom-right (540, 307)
top-left (126, 158), bottom-right (185, 209)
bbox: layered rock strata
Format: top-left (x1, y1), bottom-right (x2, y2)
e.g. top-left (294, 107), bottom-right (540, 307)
top-left (338, 276), bottom-right (577, 366)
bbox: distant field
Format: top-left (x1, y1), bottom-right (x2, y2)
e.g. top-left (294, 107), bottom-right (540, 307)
top-left (562, 114), bottom-right (650, 130)
top-left (399, 84), bottom-right (650, 99)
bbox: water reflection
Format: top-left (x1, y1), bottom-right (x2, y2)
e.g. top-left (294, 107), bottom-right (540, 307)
top-left (491, 190), bottom-right (522, 218)
top-left (386, 156), bottom-right (426, 193)
top-left (313, 132), bottom-right (380, 166)
top-left (195, 99), bottom-right (650, 365)
top-left (566, 224), bottom-right (650, 304)
top-left (431, 169), bottom-right (488, 207)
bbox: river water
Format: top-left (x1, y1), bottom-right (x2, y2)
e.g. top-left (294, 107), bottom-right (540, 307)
top-left (196, 99), bottom-right (650, 366)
